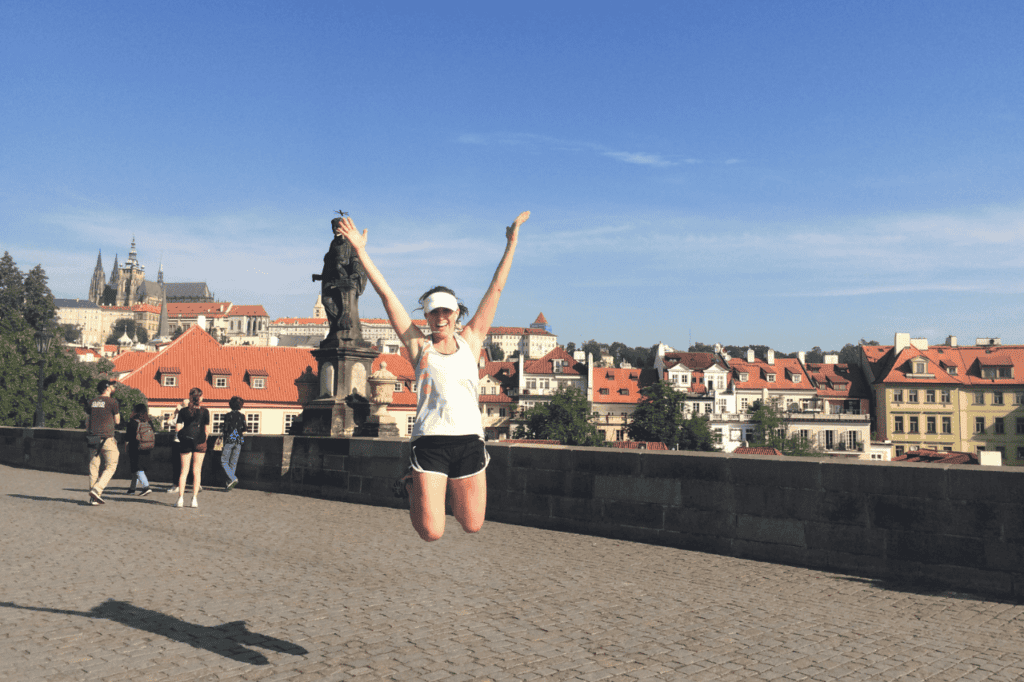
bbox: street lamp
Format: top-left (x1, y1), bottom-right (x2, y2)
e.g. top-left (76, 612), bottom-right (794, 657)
top-left (34, 330), bottom-right (54, 428)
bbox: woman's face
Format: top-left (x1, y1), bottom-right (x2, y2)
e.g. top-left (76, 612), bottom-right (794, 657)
top-left (426, 307), bottom-right (459, 338)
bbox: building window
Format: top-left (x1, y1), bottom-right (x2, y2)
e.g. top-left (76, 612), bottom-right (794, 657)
top-left (798, 429), bottom-right (809, 442)
top-left (1015, 392), bottom-right (1024, 405)
top-left (941, 389), bottom-right (951, 403)
top-left (252, 377), bottom-right (266, 389)
top-left (499, 408), bottom-right (506, 417)
top-left (212, 412), bottom-right (225, 433)
top-left (893, 389), bottom-right (903, 402)
top-left (162, 375), bottom-right (177, 387)
top-left (599, 388), bottom-right (610, 395)
top-left (1018, 446), bottom-right (1024, 461)
top-left (1018, 418), bottom-right (1024, 435)
top-left (740, 398), bottom-right (749, 410)
top-left (925, 390), bottom-right (935, 403)
top-left (618, 388), bottom-right (629, 395)
top-left (893, 416), bottom-right (904, 433)
top-left (214, 377), bottom-right (228, 388)
top-left (407, 415), bottom-right (415, 435)
top-left (908, 416), bottom-right (919, 434)
top-left (999, 367), bottom-right (1013, 378)
top-left (246, 413), bottom-right (260, 434)
top-left (394, 383), bottom-right (403, 392)
top-left (926, 416), bottom-right (936, 434)
top-left (846, 431), bottom-right (857, 449)
top-left (161, 411), bottom-right (174, 431)
top-left (975, 417), bottom-right (984, 434)
top-left (766, 374), bottom-right (776, 383)
top-left (974, 392), bottom-right (985, 405)
top-left (942, 416), bottom-right (952, 434)
top-left (993, 392), bottom-right (1004, 405)
top-left (908, 389), bottom-right (918, 403)
top-left (526, 379), bottom-right (536, 390)
top-left (895, 446), bottom-right (905, 457)
top-left (995, 418), bottom-right (1004, 434)
top-left (825, 430), bottom-right (835, 449)
top-left (284, 414), bottom-right (298, 433)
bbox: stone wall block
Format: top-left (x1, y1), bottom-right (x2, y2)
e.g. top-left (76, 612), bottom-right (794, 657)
top-left (736, 515), bottom-right (806, 547)
top-left (821, 491), bottom-right (868, 526)
top-left (593, 475), bottom-right (680, 506)
top-left (527, 469), bottom-right (569, 497)
top-left (730, 455), bottom-right (821, 490)
top-left (645, 452), bottom-right (731, 481)
top-left (947, 466), bottom-right (1022, 504)
top-left (887, 530), bottom-right (986, 568)
top-left (602, 500), bottom-right (665, 529)
top-left (664, 507), bottom-right (735, 537)
top-left (510, 445), bottom-right (573, 471)
top-left (679, 479), bottom-right (735, 512)
top-left (805, 522), bottom-right (885, 557)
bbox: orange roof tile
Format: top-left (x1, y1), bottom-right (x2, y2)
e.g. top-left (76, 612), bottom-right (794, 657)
top-left (663, 352), bottom-right (720, 372)
top-left (524, 347), bottom-right (584, 375)
top-left (734, 447), bottom-right (784, 456)
top-left (118, 326), bottom-right (318, 407)
top-left (230, 305), bottom-right (269, 317)
top-left (729, 357), bottom-right (816, 392)
top-left (592, 368), bottom-right (658, 404)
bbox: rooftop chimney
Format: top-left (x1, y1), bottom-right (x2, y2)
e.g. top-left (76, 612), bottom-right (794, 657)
top-left (945, 335), bottom-right (958, 347)
top-left (767, 349), bottom-right (775, 365)
top-left (895, 332), bottom-right (911, 355)
top-left (746, 348), bottom-right (755, 363)
top-left (797, 351), bottom-right (806, 364)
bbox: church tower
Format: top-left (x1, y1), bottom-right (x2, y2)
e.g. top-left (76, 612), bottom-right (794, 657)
top-left (88, 251), bottom-right (105, 304)
top-left (114, 238), bottom-right (146, 306)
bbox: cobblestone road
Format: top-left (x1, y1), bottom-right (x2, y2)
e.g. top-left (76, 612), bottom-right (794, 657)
top-left (3, 464), bottom-right (1024, 681)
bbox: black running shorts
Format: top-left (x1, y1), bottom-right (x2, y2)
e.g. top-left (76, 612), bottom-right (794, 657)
top-left (411, 435), bottom-right (489, 479)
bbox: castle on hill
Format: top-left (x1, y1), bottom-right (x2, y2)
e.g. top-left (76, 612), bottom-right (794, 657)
top-left (88, 237), bottom-right (213, 307)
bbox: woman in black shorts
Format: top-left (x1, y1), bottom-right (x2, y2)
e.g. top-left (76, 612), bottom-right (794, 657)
top-left (337, 210), bottom-right (529, 541)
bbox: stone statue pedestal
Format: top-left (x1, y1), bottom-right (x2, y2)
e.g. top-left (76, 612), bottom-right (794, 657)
top-left (300, 342), bottom-right (380, 437)
top-left (363, 361), bottom-right (401, 437)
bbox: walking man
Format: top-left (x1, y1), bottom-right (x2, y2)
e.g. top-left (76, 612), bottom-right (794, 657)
top-left (220, 396), bottom-right (247, 490)
top-left (85, 380), bottom-right (120, 505)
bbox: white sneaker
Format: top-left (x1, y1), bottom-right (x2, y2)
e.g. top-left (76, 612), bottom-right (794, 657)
top-left (175, 496), bottom-right (184, 508)
top-left (168, 486), bottom-right (179, 494)
top-left (191, 496), bottom-right (198, 509)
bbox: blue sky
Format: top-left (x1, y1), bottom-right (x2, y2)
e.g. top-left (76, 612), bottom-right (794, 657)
top-left (2, 1), bottom-right (1022, 353)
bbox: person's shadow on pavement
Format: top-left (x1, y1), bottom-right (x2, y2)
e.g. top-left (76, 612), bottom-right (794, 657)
top-left (0, 599), bottom-right (308, 665)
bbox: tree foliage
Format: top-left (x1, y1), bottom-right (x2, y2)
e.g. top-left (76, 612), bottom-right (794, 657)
top-left (106, 318), bottom-right (149, 345)
top-left (485, 342), bottom-right (505, 361)
top-left (59, 323), bottom-right (82, 344)
top-left (0, 255), bottom-right (115, 428)
top-left (627, 381), bottom-right (720, 451)
top-left (747, 399), bottom-right (824, 457)
top-left (112, 383), bottom-right (150, 427)
top-left (513, 386), bottom-right (604, 446)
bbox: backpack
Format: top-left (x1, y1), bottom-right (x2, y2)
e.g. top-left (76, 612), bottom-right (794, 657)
top-left (136, 419), bottom-right (155, 451)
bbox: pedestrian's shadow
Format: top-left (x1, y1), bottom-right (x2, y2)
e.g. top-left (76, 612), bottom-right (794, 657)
top-left (8, 493), bottom-right (91, 506)
top-left (0, 599), bottom-right (308, 665)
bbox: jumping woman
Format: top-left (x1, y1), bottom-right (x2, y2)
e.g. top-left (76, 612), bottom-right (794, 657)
top-left (336, 210), bottom-right (530, 542)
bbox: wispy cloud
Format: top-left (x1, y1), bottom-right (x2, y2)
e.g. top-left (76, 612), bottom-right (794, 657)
top-left (458, 132), bottom-right (687, 168)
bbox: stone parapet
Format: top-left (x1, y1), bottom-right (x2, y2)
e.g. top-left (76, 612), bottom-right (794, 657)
top-left (3, 426), bottom-right (1023, 596)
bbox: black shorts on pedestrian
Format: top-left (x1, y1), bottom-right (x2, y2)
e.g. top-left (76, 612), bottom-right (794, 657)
top-left (411, 435), bottom-right (489, 480)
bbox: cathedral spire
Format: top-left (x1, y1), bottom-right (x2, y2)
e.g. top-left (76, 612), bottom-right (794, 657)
top-left (89, 251), bottom-right (106, 304)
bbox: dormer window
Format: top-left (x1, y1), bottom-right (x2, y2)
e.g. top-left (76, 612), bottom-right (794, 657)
top-left (246, 369), bottom-right (268, 389)
top-left (618, 388), bottom-right (629, 395)
top-left (739, 372), bottom-right (749, 382)
top-left (209, 368), bottom-right (231, 389)
top-left (599, 388), bottom-right (610, 395)
top-left (606, 371), bottom-right (615, 379)
top-left (159, 366), bottom-right (180, 387)
top-left (765, 373), bottom-right (776, 383)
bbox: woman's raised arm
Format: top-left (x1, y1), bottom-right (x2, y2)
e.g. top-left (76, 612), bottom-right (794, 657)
top-left (462, 211), bottom-right (530, 357)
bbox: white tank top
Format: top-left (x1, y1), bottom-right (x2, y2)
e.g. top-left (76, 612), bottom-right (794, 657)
top-left (411, 334), bottom-right (484, 439)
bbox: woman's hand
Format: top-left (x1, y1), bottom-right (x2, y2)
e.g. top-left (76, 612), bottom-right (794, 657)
top-left (337, 216), bottom-right (368, 250)
top-left (507, 210), bottom-right (530, 242)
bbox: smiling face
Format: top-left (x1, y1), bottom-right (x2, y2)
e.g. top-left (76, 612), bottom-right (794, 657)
top-left (426, 307), bottom-right (459, 340)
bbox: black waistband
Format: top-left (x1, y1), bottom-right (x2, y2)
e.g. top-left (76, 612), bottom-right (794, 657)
top-left (412, 434), bottom-right (481, 449)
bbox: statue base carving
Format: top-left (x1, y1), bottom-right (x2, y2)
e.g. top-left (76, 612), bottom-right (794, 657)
top-left (299, 343), bottom-right (380, 437)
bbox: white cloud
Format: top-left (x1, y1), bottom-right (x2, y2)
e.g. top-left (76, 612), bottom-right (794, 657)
top-left (457, 132), bottom-right (699, 169)
top-left (601, 151), bottom-right (676, 167)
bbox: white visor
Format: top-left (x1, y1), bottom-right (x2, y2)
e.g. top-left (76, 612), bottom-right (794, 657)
top-left (423, 291), bottom-right (460, 314)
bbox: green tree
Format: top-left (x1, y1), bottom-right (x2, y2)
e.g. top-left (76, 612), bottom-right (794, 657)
top-left (0, 313), bottom-right (113, 428)
top-left (59, 324), bottom-right (82, 344)
top-left (513, 386), bottom-right (604, 446)
top-left (485, 342), bottom-right (505, 361)
top-left (805, 346), bottom-right (825, 364)
top-left (580, 339), bottom-right (603, 363)
top-left (22, 264), bottom-right (56, 331)
top-left (688, 341), bottom-right (715, 353)
top-left (0, 252), bottom-right (24, 325)
top-left (678, 414), bottom-right (721, 451)
top-left (627, 381), bottom-right (687, 448)
top-left (106, 318), bottom-right (149, 345)
top-left (564, 341), bottom-right (576, 356)
top-left (112, 383), bottom-right (150, 428)
top-left (748, 399), bottom-right (823, 457)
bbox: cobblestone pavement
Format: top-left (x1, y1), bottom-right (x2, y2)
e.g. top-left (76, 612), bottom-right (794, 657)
top-left (3, 464), bottom-right (1024, 681)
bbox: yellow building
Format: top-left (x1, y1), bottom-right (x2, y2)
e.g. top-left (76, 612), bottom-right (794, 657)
top-left (863, 334), bottom-right (1024, 463)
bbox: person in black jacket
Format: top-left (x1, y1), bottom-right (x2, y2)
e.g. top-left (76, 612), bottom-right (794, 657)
top-left (220, 396), bottom-right (247, 490)
top-left (125, 403), bottom-right (154, 496)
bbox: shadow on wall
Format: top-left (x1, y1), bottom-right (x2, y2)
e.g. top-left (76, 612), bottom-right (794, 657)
top-left (0, 599), bottom-right (308, 665)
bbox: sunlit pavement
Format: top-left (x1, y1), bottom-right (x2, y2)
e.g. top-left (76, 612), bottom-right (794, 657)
top-left (3, 464), bottom-right (1024, 681)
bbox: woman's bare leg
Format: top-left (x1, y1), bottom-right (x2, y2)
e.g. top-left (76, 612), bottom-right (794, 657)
top-left (408, 472), bottom-right (448, 542)
top-left (178, 453), bottom-right (192, 493)
top-left (449, 470), bottom-right (487, 534)
top-left (191, 452), bottom-right (205, 497)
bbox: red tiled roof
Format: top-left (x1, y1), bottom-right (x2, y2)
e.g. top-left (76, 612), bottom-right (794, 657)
top-left (592, 368), bottom-right (658, 404)
top-left (805, 362), bottom-right (871, 399)
top-left (663, 352), bottom-right (720, 372)
top-left (533, 312), bottom-right (548, 325)
top-left (895, 448), bottom-right (979, 465)
top-left (167, 302), bottom-right (233, 316)
top-left (488, 326), bottom-right (527, 335)
top-left (734, 447), bottom-right (784, 456)
top-left (75, 347), bottom-right (101, 358)
top-left (875, 345), bottom-right (1024, 386)
top-left (118, 326), bottom-right (318, 406)
top-left (729, 357), bottom-right (816, 392)
top-left (272, 317), bottom-right (328, 325)
top-left (611, 441), bottom-right (668, 450)
top-left (499, 439), bottom-right (561, 445)
top-left (524, 347), bottom-right (584, 375)
top-left (230, 305), bottom-right (269, 317)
